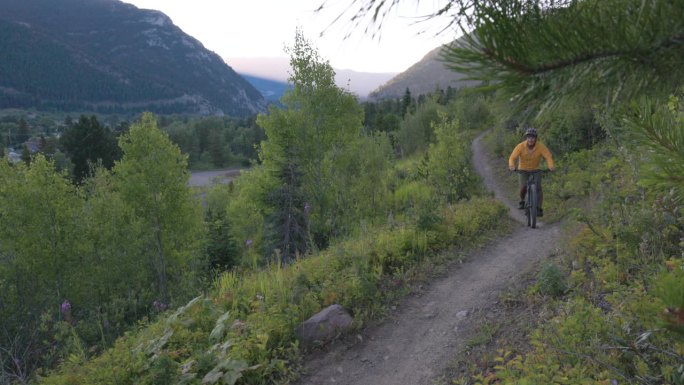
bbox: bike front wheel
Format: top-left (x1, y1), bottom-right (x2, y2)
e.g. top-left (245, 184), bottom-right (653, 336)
top-left (529, 183), bottom-right (538, 228)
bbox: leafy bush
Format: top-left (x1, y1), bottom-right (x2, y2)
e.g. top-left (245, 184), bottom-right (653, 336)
top-left (425, 114), bottom-right (479, 203)
top-left (395, 98), bottom-right (444, 156)
top-left (655, 262), bottom-right (684, 337)
top-left (536, 263), bottom-right (566, 297)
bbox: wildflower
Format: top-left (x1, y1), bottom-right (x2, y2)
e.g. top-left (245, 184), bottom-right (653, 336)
top-left (245, 239), bottom-right (253, 248)
top-left (60, 300), bottom-right (74, 325)
top-left (60, 300), bottom-right (71, 316)
top-left (304, 202), bottom-right (311, 214)
top-left (153, 300), bottom-right (168, 312)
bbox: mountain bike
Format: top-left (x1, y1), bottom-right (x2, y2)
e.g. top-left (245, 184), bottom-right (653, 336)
top-left (514, 169), bottom-right (550, 229)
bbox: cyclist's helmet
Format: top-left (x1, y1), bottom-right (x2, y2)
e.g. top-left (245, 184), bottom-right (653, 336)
top-left (524, 127), bottom-right (538, 138)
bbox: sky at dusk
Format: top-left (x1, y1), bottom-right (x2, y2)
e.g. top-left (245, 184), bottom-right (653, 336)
top-left (123, 0), bottom-right (458, 73)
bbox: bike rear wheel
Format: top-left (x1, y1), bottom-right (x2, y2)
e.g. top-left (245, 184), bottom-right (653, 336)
top-left (529, 183), bottom-right (538, 228)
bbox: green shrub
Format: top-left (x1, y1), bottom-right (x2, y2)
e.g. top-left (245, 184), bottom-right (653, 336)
top-left (536, 263), bottom-right (566, 297)
top-left (392, 180), bottom-right (434, 211)
top-left (395, 98), bottom-right (444, 156)
top-left (655, 262), bottom-right (684, 337)
top-left (425, 114), bottom-right (478, 203)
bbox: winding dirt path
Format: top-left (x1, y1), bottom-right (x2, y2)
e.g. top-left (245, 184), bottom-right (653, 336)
top-left (295, 132), bottom-right (563, 385)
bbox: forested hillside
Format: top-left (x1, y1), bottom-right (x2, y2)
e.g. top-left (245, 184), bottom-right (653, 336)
top-left (0, 0), bottom-right (266, 116)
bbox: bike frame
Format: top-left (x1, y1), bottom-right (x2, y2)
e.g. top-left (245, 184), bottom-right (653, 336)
top-left (515, 169), bottom-right (549, 229)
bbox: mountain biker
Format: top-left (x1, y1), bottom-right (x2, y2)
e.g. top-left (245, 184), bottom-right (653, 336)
top-left (508, 127), bottom-right (555, 216)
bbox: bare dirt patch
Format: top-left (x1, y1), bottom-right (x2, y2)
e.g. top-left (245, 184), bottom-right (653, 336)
top-left (294, 132), bottom-right (564, 385)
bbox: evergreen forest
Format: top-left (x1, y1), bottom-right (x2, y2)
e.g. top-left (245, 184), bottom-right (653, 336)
top-left (1, 1), bottom-right (683, 384)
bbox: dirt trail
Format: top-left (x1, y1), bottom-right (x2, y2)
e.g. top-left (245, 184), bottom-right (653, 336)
top-left (295, 132), bottom-right (562, 385)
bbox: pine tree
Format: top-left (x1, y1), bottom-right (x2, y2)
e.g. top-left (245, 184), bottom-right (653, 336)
top-left (60, 115), bottom-right (120, 181)
top-left (257, 28), bottom-right (364, 257)
top-left (439, 0), bottom-right (684, 113)
top-left (20, 144), bottom-right (30, 165)
top-left (401, 87), bottom-right (412, 116)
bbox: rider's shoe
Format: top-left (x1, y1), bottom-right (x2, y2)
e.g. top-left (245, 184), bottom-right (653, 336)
top-left (518, 201), bottom-right (525, 209)
top-left (538, 207), bottom-right (544, 217)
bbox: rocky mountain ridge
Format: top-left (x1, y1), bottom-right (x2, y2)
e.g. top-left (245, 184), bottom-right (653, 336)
top-left (369, 44), bottom-right (478, 100)
top-left (0, 0), bottom-right (266, 116)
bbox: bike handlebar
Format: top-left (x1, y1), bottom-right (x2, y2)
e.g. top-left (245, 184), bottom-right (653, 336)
top-left (512, 169), bottom-right (552, 174)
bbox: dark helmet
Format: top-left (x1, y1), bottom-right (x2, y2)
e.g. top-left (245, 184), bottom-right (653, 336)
top-left (524, 127), bottom-right (538, 138)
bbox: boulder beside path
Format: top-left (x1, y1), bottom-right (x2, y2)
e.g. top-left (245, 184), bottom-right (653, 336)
top-left (296, 304), bottom-right (353, 347)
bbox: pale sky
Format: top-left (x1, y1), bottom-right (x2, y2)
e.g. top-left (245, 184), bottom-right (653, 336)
top-left (123, 0), bottom-right (457, 73)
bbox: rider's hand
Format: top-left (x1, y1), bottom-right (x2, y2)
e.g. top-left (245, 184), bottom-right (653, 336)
top-left (509, 166), bottom-right (516, 172)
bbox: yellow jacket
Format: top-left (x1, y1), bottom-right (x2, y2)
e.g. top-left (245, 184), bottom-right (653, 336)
top-left (508, 141), bottom-right (555, 171)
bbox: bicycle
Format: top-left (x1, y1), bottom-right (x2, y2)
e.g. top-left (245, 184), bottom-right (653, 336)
top-left (514, 169), bottom-right (551, 229)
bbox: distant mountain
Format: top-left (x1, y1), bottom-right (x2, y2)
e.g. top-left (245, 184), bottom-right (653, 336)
top-left (369, 44), bottom-right (478, 101)
top-left (0, 0), bottom-right (266, 116)
top-left (334, 69), bottom-right (397, 100)
top-left (240, 75), bottom-right (290, 103)
top-left (226, 57), bottom-right (397, 100)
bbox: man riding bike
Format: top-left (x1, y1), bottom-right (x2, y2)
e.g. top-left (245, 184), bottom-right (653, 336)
top-left (508, 127), bottom-right (555, 216)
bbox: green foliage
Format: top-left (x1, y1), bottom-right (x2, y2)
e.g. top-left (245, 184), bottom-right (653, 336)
top-left (443, 0), bottom-right (684, 114)
top-left (60, 115), bottom-right (120, 181)
top-left (256, 29), bottom-right (364, 259)
top-left (327, 132), bottom-right (393, 234)
top-left (224, 166), bottom-right (274, 267)
top-left (395, 97), bottom-right (444, 156)
top-left (41, 187), bottom-right (507, 384)
top-left (392, 179), bottom-right (434, 212)
top-left (623, 95), bottom-right (684, 201)
top-left (0, 155), bottom-right (85, 379)
top-left (448, 93), bottom-right (493, 131)
top-left (162, 116), bottom-right (265, 170)
top-left (205, 209), bottom-right (240, 272)
top-left (536, 263), bottom-right (566, 297)
top-left (424, 113), bottom-right (478, 203)
top-left (0, 112), bottom-right (218, 380)
top-left (540, 100), bottom-right (605, 154)
top-left (655, 262), bottom-right (684, 337)
top-left (113, 112), bottom-right (205, 302)
top-left (363, 100), bottom-right (402, 134)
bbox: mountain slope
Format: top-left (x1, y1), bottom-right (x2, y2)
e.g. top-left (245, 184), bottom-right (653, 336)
top-left (369, 44), bottom-right (478, 100)
top-left (0, 0), bottom-right (266, 116)
top-left (240, 75), bottom-right (291, 103)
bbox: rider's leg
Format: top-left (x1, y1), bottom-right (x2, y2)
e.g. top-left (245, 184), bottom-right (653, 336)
top-left (518, 173), bottom-right (527, 209)
top-left (537, 175), bottom-right (544, 216)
